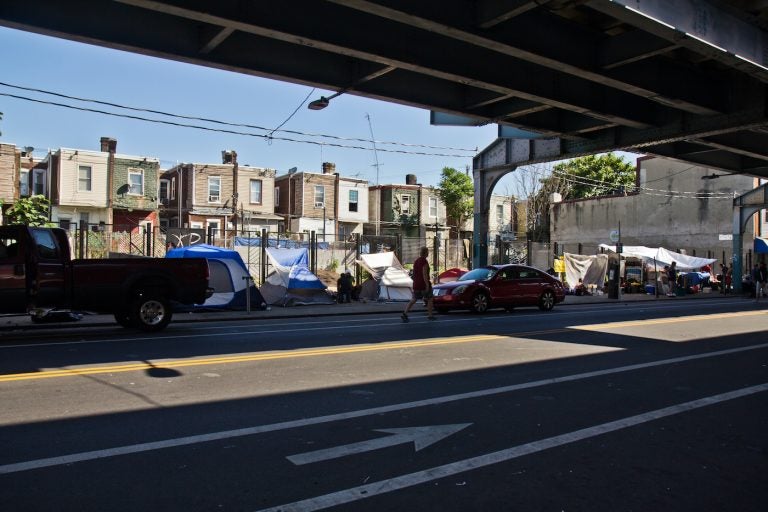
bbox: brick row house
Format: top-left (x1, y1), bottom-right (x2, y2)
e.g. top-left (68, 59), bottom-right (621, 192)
top-left (46, 138), bottom-right (160, 232)
top-left (367, 174), bottom-right (448, 238)
top-left (274, 162), bottom-right (369, 240)
top-left (160, 150), bottom-right (282, 236)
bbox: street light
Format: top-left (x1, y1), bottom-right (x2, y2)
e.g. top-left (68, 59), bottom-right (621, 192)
top-left (307, 96), bottom-right (330, 110)
top-left (307, 91), bottom-right (344, 111)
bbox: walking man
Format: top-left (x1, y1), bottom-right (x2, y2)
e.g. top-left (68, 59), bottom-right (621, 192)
top-left (402, 246), bottom-right (435, 322)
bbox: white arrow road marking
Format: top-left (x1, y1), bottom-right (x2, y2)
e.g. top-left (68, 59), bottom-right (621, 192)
top-left (259, 383), bottom-right (768, 512)
top-left (287, 423), bottom-right (472, 465)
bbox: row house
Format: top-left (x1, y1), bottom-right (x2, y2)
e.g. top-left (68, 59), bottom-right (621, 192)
top-left (0, 143), bottom-right (21, 215)
top-left (367, 174), bottom-right (448, 238)
top-left (0, 143), bottom-right (47, 220)
top-left (462, 194), bottom-right (521, 241)
top-left (47, 137), bottom-right (160, 232)
top-left (161, 150), bottom-right (281, 236)
top-left (274, 162), bottom-right (369, 240)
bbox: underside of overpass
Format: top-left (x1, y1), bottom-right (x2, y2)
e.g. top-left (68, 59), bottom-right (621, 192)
top-left (2, 0), bottom-right (768, 274)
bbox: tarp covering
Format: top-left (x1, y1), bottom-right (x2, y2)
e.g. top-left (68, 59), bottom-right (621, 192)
top-left (356, 252), bottom-right (413, 301)
top-left (564, 253), bottom-right (609, 289)
top-left (166, 244), bottom-right (266, 310)
top-left (261, 247), bottom-right (333, 306)
top-left (234, 237), bottom-right (329, 250)
top-left (598, 245), bottom-right (716, 270)
top-left (438, 268), bottom-right (468, 283)
top-left (755, 237), bottom-right (768, 254)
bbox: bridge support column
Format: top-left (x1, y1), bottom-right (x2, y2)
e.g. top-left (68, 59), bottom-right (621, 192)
top-left (472, 166), bottom-right (514, 268)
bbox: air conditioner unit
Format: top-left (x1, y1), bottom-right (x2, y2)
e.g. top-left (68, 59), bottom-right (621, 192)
top-left (209, 195), bottom-right (220, 202)
top-left (315, 202), bottom-right (324, 208)
top-left (159, 198), bottom-right (169, 206)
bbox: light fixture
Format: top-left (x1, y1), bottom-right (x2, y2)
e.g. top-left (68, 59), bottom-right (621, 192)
top-left (307, 91), bottom-right (344, 111)
top-left (307, 96), bottom-right (330, 111)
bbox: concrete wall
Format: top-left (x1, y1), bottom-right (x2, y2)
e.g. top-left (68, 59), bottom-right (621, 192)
top-left (550, 157), bottom-right (757, 257)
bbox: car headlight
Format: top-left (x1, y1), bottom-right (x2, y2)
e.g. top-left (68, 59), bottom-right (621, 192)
top-left (452, 285), bottom-right (468, 295)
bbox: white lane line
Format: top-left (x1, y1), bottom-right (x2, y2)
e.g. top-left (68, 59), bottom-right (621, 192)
top-left (1, 342), bottom-right (766, 475)
top-left (257, 383), bottom-right (768, 512)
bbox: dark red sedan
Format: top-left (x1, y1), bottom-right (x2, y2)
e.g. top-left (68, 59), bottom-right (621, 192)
top-left (432, 264), bottom-right (565, 314)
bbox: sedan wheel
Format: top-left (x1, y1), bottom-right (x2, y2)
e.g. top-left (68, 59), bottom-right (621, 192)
top-left (471, 292), bottom-right (489, 314)
top-left (538, 290), bottom-right (556, 311)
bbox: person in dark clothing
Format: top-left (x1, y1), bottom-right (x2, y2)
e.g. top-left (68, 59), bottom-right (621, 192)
top-left (337, 271), bottom-right (354, 303)
top-left (757, 262), bottom-right (768, 302)
top-left (667, 261), bottom-right (678, 297)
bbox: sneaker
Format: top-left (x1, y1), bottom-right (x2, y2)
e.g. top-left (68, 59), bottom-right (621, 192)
top-left (401, 313), bottom-right (409, 323)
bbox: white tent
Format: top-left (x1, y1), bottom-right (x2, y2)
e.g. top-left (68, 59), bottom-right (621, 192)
top-left (598, 245), bottom-right (716, 270)
top-left (564, 253), bottom-right (609, 289)
top-left (356, 252), bottom-right (413, 301)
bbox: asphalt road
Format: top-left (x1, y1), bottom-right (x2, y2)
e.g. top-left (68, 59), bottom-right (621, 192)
top-left (1, 298), bottom-right (766, 511)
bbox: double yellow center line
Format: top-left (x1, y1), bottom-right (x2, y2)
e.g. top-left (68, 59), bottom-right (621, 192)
top-left (0, 333), bottom-right (513, 383)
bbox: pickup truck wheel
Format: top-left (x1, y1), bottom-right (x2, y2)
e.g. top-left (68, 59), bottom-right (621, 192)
top-left (113, 311), bottom-right (135, 328)
top-left (130, 295), bottom-right (172, 331)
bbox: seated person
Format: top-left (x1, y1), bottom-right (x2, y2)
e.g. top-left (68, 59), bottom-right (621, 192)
top-left (574, 278), bottom-right (589, 296)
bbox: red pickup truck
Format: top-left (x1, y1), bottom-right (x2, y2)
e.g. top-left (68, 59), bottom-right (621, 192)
top-left (0, 226), bottom-right (211, 331)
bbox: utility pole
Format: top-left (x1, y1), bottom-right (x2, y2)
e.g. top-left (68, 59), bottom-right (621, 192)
top-left (366, 113), bottom-right (381, 235)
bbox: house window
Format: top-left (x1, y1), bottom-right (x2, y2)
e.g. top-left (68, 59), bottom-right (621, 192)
top-left (128, 168), bottom-right (144, 195)
top-left (349, 190), bottom-right (358, 212)
top-left (314, 185), bottom-right (325, 207)
top-left (250, 179), bottom-right (263, 204)
top-left (159, 179), bottom-right (169, 201)
top-left (401, 194), bottom-right (411, 214)
top-left (59, 218), bottom-right (71, 231)
top-left (19, 170), bottom-right (29, 196)
top-left (275, 187), bottom-right (280, 207)
top-left (207, 219), bottom-right (220, 236)
top-left (208, 176), bottom-right (221, 203)
top-left (78, 165), bottom-right (92, 192)
top-left (33, 170), bottom-right (45, 195)
top-left (496, 204), bottom-right (504, 224)
top-left (429, 197), bottom-right (438, 218)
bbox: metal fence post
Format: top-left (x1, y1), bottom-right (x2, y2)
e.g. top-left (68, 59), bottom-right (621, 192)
top-left (260, 228), bottom-right (267, 284)
top-left (354, 233), bottom-right (361, 284)
top-left (310, 230), bottom-right (316, 275)
top-left (78, 220), bottom-right (86, 259)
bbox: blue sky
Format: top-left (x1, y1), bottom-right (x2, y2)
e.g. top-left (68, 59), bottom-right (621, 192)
top-left (0, 26), bottom-right (641, 193)
top-left (0, 26), bottom-right (501, 187)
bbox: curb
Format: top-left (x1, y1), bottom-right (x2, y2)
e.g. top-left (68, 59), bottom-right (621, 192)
top-left (0, 292), bottom-right (741, 332)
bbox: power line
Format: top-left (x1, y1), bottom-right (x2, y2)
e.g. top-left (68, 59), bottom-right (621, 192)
top-left (0, 80), bottom-right (478, 153)
top-left (0, 92), bottom-right (474, 158)
top-left (268, 88), bottom-right (316, 138)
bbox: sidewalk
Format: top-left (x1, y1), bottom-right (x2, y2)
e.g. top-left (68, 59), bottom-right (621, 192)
top-left (0, 289), bottom-right (740, 332)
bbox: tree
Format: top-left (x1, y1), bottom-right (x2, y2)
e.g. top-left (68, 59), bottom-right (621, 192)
top-left (436, 167), bottom-right (474, 233)
top-left (4, 195), bottom-right (52, 226)
top-left (512, 153), bottom-right (635, 242)
top-left (553, 153), bottom-right (635, 199)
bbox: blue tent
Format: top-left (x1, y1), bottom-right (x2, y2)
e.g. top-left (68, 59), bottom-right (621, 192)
top-left (260, 247), bottom-right (333, 306)
top-left (166, 244), bottom-right (265, 310)
top-left (755, 237), bottom-right (768, 254)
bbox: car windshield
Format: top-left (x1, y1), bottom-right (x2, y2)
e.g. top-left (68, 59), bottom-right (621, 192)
top-left (458, 267), bottom-right (497, 281)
